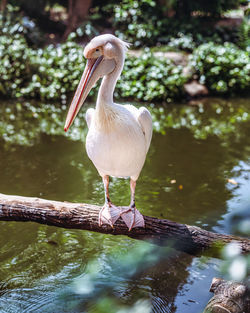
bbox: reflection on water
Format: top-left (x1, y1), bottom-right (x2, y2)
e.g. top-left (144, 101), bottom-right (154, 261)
top-left (0, 97), bottom-right (249, 312)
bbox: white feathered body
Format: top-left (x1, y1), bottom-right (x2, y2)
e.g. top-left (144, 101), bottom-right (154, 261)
top-left (85, 103), bottom-right (152, 181)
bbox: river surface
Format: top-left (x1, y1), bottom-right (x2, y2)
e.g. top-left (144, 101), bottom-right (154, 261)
top-left (0, 97), bottom-right (249, 313)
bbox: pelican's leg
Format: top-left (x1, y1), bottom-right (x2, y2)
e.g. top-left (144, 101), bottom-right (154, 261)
top-left (120, 179), bottom-right (145, 231)
top-left (99, 175), bottom-right (120, 227)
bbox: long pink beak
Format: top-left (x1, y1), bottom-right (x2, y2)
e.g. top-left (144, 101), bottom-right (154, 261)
top-left (64, 56), bottom-right (103, 132)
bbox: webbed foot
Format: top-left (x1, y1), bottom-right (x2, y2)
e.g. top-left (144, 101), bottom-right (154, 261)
top-left (99, 203), bottom-right (121, 228)
top-left (120, 206), bottom-right (145, 231)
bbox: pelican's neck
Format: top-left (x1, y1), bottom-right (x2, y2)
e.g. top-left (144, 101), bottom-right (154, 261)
top-left (96, 53), bottom-right (124, 110)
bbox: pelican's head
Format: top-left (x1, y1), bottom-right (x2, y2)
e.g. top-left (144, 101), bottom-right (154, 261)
top-left (64, 34), bottom-right (129, 132)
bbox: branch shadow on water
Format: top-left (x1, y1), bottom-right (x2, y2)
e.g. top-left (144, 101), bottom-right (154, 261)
top-left (55, 241), bottom-right (193, 313)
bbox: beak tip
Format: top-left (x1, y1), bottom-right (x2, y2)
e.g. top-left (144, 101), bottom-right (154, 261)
top-left (64, 126), bottom-right (68, 132)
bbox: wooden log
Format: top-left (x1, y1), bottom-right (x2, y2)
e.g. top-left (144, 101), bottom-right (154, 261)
top-left (0, 193), bottom-right (249, 258)
top-left (203, 278), bottom-right (250, 313)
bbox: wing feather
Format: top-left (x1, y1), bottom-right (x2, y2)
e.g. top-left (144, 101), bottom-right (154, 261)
top-left (124, 105), bottom-right (152, 153)
top-left (137, 107), bottom-right (152, 152)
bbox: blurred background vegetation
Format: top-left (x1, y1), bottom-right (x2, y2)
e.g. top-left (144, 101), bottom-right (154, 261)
top-left (0, 0), bottom-right (249, 103)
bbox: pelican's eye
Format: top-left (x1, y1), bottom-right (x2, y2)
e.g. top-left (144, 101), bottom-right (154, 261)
top-left (95, 48), bottom-right (100, 52)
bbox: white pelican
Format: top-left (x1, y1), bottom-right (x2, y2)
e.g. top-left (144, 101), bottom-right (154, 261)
top-left (64, 34), bottom-right (152, 230)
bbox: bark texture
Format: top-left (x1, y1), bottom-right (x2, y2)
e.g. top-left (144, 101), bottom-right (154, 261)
top-left (0, 193), bottom-right (249, 258)
top-left (63, 0), bottom-right (92, 39)
top-left (0, 0), bottom-right (7, 12)
top-left (203, 278), bottom-right (250, 313)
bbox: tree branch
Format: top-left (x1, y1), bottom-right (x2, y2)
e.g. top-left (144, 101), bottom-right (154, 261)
top-left (203, 278), bottom-right (250, 313)
top-left (0, 193), bottom-right (249, 258)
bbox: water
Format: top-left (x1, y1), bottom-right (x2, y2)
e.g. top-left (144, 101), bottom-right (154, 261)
top-left (0, 97), bottom-right (249, 312)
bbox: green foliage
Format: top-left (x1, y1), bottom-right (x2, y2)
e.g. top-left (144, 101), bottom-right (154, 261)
top-left (21, 37), bottom-right (86, 101)
top-left (190, 42), bottom-right (250, 94)
top-left (151, 98), bottom-right (250, 140)
top-left (168, 33), bottom-right (195, 52)
top-left (112, 0), bottom-right (165, 47)
top-left (172, 0), bottom-right (240, 17)
top-left (0, 35), bottom-right (187, 102)
top-left (0, 4), bottom-right (44, 46)
top-left (0, 3), bottom-right (248, 102)
top-left (0, 30), bottom-right (249, 101)
top-left (117, 52), bottom-right (187, 102)
top-left (0, 5), bottom-right (188, 102)
top-left (108, 0), bottom-right (240, 48)
top-left (168, 21), bottom-right (240, 50)
top-left (159, 21), bottom-right (239, 51)
top-left (238, 17), bottom-right (250, 51)
top-left (4, 1), bottom-right (243, 50)
top-left (0, 34), bottom-right (33, 98)
top-left (2, 98), bottom-right (250, 146)
top-left (0, 33), bottom-right (85, 101)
